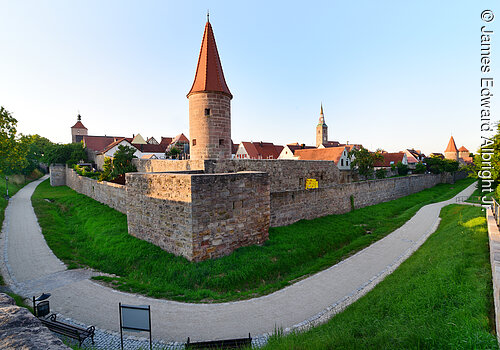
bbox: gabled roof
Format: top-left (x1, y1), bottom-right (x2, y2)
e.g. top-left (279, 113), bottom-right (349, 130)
top-left (171, 133), bottom-right (189, 144)
top-left (83, 135), bottom-right (124, 152)
top-left (374, 153), bottom-right (405, 167)
top-left (160, 137), bottom-right (173, 147)
top-left (286, 144), bottom-right (316, 154)
top-left (71, 121), bottom-right (87, 129)
top-left (100, 138), bottom-right (131, 154)
top-left (131, 133), bottom-right (147, 145)
top-left (295, 147), bottom-right (347, 165)
top-left (444, 136), bottom-right (458, 153)
top-left (187, 19), bottom-right (232, 99)
top-left (458, 146), bottom-right (469, 152)
top-left (241, 142), bottom-right (283, 159)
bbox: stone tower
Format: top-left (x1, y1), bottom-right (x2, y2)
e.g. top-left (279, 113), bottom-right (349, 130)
top-left (187, 16), bottom-right (232, 160)
top-left (316, 104), bottom-right (328, 147)
top-left (71, 114), bottom-right (88, 143)
top-left (444, 136), bottom-right (459, 161)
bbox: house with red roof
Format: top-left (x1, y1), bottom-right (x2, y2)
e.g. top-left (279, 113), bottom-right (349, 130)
top-left (373, 152), bottom-right (408, 169)
top-left (235, 142), bottom-right (284, 159)
top-left (295, 146), bottom-right (352, 170)
top-left (278, 143), bottom-right (316, 159)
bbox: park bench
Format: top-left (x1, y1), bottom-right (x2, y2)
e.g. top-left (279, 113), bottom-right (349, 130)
top-left (185, 333), bottom-right (252, 349)
top-left (40, 314), bottom-right (95, 347)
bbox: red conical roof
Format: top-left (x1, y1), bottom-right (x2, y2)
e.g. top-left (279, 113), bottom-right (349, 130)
top-left (444, 136), bottom-right (458, 153)
top-left (187, 19), bottom-right (232, 99)
top-left (458, 146), bottom-right (468, 152)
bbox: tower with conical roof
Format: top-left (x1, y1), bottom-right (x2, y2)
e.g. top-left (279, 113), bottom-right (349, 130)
top-left (444, 136), bottom-right (459, 161)
top-left (71, 114), bottom-right (88, 143)
top-left (316, 104), bottom-right (328, 147)
top-left (187, 15), bottom-right (232, 160)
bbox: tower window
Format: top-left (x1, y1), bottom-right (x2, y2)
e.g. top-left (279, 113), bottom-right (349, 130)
top-left (219, 139), bottom-right (224, 146)
top-left (205, 108), bottom-right (210, 117)
top-left (192, 139), bottom-right (196, 146)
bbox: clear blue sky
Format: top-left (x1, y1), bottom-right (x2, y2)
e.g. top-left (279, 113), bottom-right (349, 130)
top-left (0, 0), bottom-right (498, 155)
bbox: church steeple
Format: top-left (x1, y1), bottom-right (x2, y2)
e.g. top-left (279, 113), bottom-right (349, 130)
top-left (316, 104), bottom-right (328, 147)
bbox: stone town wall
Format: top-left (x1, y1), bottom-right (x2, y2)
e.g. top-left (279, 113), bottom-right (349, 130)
top-left (133, 159), bottom-right (205, 173)
top-left (134, 159), bottom-right (340, 192)
top-left (270, 173), bottom-right (446, 227)
top-left (49, 164), bottom-right (66, 186)
top-left (126, 171), bottom-right (270, 261)
top-left (65, 167), bottom-right (127, 214)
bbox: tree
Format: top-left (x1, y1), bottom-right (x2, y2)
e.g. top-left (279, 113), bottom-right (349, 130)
top-left (167, 146), bottom-right (181, 159)
top-left (375, 168), bottom-right (386, 179)
top-left (0, 107), bottom-right (28, 176)
top-left (423, 156), bottom-right (459, 174)
top-left (45, 142), bottom-right (87, 166)
top-left (20, 134), bottom-right (53, 175)
top-left (349, 148), bottom-right (384, 179)
top-left (415, 162), bottom-right (426, 174)
top-left (110, 145), bottom-right (137, 180)
top-left (396, 161), bottom-right (409, 176)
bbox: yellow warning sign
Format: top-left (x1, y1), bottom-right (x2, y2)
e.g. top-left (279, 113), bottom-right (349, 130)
top-left (305, 178), bottom-right (318, 189)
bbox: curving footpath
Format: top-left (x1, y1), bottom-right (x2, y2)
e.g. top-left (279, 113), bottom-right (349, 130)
top-left (0, 177), bottom-right (477, 347)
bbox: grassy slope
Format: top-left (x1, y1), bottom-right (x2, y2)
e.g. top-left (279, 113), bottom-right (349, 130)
top-left (31, 178), bottom-right (474, 302)
top-left (264, 205), bottom-right (497, 350)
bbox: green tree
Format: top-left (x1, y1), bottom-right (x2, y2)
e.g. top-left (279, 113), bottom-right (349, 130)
top-left (167, 146), bottom-right (181, 159)
top-left (375, 168), bottom-right (386, 179)
top-left (110, 145), bottom-right (137, 179)
top-left (45, 142), bottom-right (87, 166)
top-left (20, 134), bottom-right (53, 175)
top-left (415, 162), bottom-right (426, 174)
top-left (396, 161), bottom-right (409, 176)
top-left (99, 157), bottom-right (113, 181)
top-left (0, 107), bottom-right (28, 176)
top-left (349, 148), bottom-right (384, 179)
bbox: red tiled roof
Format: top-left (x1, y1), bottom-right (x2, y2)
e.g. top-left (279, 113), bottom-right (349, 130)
top-left (100, 138), bottom-right (130, 154)
top-left (295, 147), bottom-right (346, 165)
top-left (231, 141), bottom-right (239, 154)
top-left (286, 144), bottom-right (316, 154)
top-left (374, 153), bottom-right (405, 167)
top-left (83, 135), bottom-right (124, 152)
top-left (171, 133), bottom-right (189, 144)
top-left (159, 137), bottom-right (173, 146)
top-left (187, 20), bottom-right (232, 99)
top-left (458, 146), bottom-right (469, 152)
top-left (71, 121), bottom-right (87, 129)
top-left (444, 136), bottom-right (458, 153)
top-left (241, 142), bottom-right (283, 159)
top-left (132, 143), bottom-right (168, 153)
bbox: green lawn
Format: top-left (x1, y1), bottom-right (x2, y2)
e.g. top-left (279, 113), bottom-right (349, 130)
top-left (31, 178), bottom-right (475, 302)
top-left (0, 178), bottom-right (33, 228)
top-left (263, 205), bottom-right (497, 349)
top-left (467, 181), bottom-right (497, 204)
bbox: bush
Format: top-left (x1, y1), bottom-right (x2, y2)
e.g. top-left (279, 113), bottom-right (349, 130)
top-left (415, 162), bottom-right (426, 174)
top-left (375, 168), bottom-right (386, 179)
top-left (397, 161), bottom-right (409, 176)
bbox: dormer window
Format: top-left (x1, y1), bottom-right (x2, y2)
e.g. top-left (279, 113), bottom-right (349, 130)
top-left (205, 108), bottom-right (210, 117)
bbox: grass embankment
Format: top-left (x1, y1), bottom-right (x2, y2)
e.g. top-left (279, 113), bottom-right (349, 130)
top-left (31, 178), bottom-right (474, 303)
top-left (264, 205), bottom-right (497, 349)
top-left (467, 181), bottom-right (498, 204)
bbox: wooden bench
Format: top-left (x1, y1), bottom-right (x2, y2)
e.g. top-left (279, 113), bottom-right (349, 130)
top-left (40, 314), bottom-right (95, 347)
top-left (186, 334), bottom-right (252, 349)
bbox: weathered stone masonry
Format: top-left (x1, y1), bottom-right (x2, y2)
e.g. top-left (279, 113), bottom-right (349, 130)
top-left (50, 161), bottom-right (459, 261)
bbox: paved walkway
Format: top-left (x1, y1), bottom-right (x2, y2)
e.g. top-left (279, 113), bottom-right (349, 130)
top-left (0, 177), bottom-right (477, 347)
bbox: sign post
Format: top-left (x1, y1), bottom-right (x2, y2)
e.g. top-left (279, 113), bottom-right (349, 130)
top-left (119, 303), bottom-right (152, 350)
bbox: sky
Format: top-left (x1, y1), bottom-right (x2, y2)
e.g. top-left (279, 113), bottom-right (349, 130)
top-left (0, 0), bottom-right (498, 155)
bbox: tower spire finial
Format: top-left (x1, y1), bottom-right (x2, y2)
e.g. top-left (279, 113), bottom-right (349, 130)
top-left (207, 10), bottom-right (209, 23)
top-left (320, 102), bottom-right (323, 115)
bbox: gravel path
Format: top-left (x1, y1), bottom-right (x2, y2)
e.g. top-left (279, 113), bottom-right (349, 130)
top-left (0, 177), bottom-right (477, 349)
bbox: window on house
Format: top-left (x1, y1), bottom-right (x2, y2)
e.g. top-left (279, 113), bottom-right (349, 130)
top-left (192, 139), bottom-right (196, 146)
top-left (341, 159), bottom-right (344, 166)
top-left (205, 108), bottom-right (210, 117)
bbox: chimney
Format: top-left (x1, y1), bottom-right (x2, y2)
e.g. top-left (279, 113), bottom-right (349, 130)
top-left (301, 143), bottom-right (305, 149)
top-left (346, 141), bottom-right (349, 145)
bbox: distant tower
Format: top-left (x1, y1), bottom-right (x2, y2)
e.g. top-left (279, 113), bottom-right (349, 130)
top-left (316, 104), bottom-right (328, 148)
top-left (444, 136), bottom-right (459, 161)
top-left (458, 146), bottom-right (469, 160)
top-left (71, 114), bottom-right (88, 143)
top-left (187, 15), bottom-right (232, 160)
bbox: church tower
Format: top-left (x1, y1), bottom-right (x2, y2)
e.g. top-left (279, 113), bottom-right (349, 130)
top-left (187, 15), bottom-right (232, 160)
top-left (316, 104), bottom-right (328, 147)
top-left (71, 114), bottom-right (88, 143)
